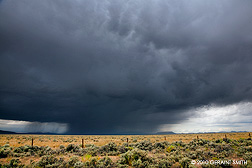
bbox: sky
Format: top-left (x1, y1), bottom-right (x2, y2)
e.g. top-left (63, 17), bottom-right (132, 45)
top-left (0, 0), bottom-right (252, 134)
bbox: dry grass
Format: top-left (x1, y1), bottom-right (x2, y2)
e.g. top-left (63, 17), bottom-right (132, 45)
top-left (0, 132), bottom-right (251, 149)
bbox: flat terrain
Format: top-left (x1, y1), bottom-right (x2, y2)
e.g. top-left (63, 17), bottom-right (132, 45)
top-left (0, 132), bottom-right (250, 149)
top-left (0, 132), bottom-right (251, 167)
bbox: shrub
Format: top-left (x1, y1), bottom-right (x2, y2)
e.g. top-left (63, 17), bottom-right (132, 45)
top-left (179, 157), bottom-right (191, 168)
top-left (100, 142), bottom-right (118, 156)
top-left (36, 146), bottom-right (55, 156)
top-left (118, 148), bottom-right (152, 167)
top-left (36, 155), bottom-right (60, 167)
top-left (154, 141), bottom-right (169, 149)
top-left (2, 159), bottom-right (24, 168)
top-left (13, 147), bottom-right (23, 153)
top-left (118, 143), bottom-right (133, 154)
top-left (187, 151), bottom-right (197, 159)
top-left (174, 141), bottom-right (186, 147)
top-left (81, 144), bottom-right (99, 156)
top-left (13, 145), bottom-right (40, 157)
top-left (59, 145), bottom-right (65, 149)
top-left (133, 139), bottom-right (138, 143)
top-left (166, 145), bottom-right (175, 153)
top-left (66, 144), bottom-right (81, 153)
top-left (223, 138), bottom-right (231, 143)
top-left (0, 145), bottom-right (12, 158)
top-left (243, 152), bottom-right (252, 161)
top-left (96, 156), bottom-right (114, 168)
top-left (133, 140), bottom-right (153, 151)
top-left (84, 157), bottom-right (97, 167)
top-left (74, 161), bottom-right (85, 168)
top-left (155, 159), bottom-right (173, 168)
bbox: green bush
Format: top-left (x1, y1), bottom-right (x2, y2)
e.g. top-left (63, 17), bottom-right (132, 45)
top-left (133, 140), bottom-right (153, 151)
top-left (66, 144), bottom-right (81, 153)
top-left (96, 156), bottom-right (114, 168)
top-left (166, 145), bottom-right (175, 153)
top-left (67, 156), bottom-right (79, 167)
top-left (118, 143), bottom-right (132, 154)
top-left (154, 141), bottom-right (169, 149)
top-left (74, 161), bottom-right (85, 168)
top-left (118, 148), bottom-right (152, 167)
top-left (59, 145), bottom-right (65, 149)
top-left (36, 155), bottom-right (60, 167)
top-left (179, 157), bottom-right (191, 168)
top-left (0, 144), bottom-right (12, 158)
top-left (155, 159), bottom-right (173, 168)
top-left (100, 142), bottom-right (118, 156)
top-left (83, 144), bottom-right (99, 156)
top-left (1, 159), bottom-right (24, 168)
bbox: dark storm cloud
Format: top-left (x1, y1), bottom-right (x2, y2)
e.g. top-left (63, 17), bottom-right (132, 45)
top-left (1, 0), bottom-right (252, 134)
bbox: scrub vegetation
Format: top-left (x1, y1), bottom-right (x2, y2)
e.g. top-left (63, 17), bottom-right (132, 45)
top-left (0, 132), bottom-right (251, 167)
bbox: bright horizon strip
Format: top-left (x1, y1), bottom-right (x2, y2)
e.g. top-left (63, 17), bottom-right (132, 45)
top-left (159, 102), bottom-right (252, 133)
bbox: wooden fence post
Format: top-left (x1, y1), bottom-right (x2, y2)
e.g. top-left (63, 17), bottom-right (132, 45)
top-left (31, 138), bottom-right (33, 147)
top-left (82, 139), bottom-right (84, 148)
top-left (126, 138), bottom-right (129, 147)
top-left (164, 136), bottom-right (166, 141)
top-left (223, 134), bottom-right (227, 142)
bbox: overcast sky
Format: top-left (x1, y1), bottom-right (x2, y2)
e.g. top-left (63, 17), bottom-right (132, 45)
top-left (0, 0), bottom-right (252, 134)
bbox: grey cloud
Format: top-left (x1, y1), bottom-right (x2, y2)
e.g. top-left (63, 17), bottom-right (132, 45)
top-left (0, 119), bottom-right (68, 133)
top-left (0, 0), bottom-right (252, 134)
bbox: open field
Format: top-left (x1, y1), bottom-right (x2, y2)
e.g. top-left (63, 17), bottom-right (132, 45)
top-left (0, 132), bottom-right (251, 149)
top-left (0, 132), bottom-right (251, 167)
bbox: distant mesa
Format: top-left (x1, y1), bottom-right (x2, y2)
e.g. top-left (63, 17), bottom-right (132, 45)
top-left (0, 130), bottom-right (17, 134)
top-left (0, 130), bottom-right (57, 135)
top-left (196, 131), bottom-right (248, 134)
top-left (155, 131), bottom-right (248, 135)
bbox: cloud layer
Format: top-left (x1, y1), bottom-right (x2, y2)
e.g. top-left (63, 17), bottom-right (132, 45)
top-left (159, 102), bottom-right (252, 133)
top-left (0, 0), bottom-right (252, 134)
top-left (0, 119), bottom-right (68, 133)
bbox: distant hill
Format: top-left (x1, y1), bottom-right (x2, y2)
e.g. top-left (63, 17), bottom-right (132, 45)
top-left (23, 132), bottom-right (58, 135)
top-left (155, 131), bottom-right (176, 135)
top-left (196, 131), bottom-right (248, 134)
top-left (230, 131), bottom-right (248, 133)
top-left (0, 130), bottom-right (58, 135)
top-left (0, 130), bottom-right (17, 134)
top-left (178, 131), bottom-right (248, 134)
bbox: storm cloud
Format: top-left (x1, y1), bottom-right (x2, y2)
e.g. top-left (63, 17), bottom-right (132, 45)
top-left (1, 0), bottom-right (252, 134)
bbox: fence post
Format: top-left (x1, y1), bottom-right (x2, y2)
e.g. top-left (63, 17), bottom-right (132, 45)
top-left (223, 134), bottom-right (227, 142)
top-left (31, 138), bottom-right (33, 147)
top-left (164, 136), bottom-right (166, 141)
top-left (82, 139), bottom-right (84, 148)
